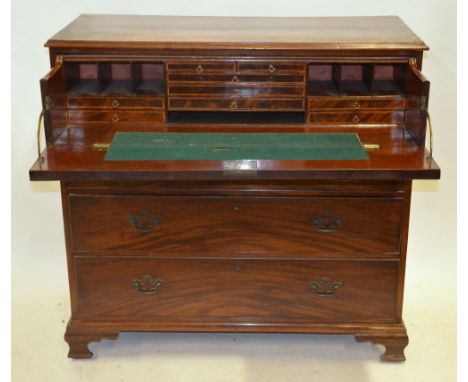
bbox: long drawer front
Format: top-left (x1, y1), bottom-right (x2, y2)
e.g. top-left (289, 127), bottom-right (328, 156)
top-left (74, 257), bottom-right (399, 322)
top-left (68, 110), bottom-right (165, 124)
top-left (69, 195), bottom-right (403, 257)
top-left (168, 98), bottom-right (304, 111)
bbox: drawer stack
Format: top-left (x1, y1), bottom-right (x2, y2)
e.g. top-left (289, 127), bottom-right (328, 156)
top-left (308, 96), bottom-right (407, 125)
top-left (67, 95), bottom-right (165, 125)
top-left (65, 181), bottom-right (407, 325)
top-left (167, 61), bottom-right (306, 111)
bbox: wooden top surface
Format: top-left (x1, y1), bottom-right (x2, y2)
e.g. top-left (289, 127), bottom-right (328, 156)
top-left (29, 125), bottom-right (440, 181)
top-left (46, 14), bottom-right (428, 50)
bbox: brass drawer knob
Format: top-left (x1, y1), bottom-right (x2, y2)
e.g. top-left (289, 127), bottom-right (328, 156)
top-left (352, 114), bottom-right (360, 123)
top-left (231, 75), bottom-right (239, 83)
top-left (309, 277), bottom-right (342, 297)
top-left (310, 210), bottom-right (342, 232)
top-left (112, 99), bottom-right (120, 108)
top-left (230, 101), bottom-right (238, 109)
top-left (353, 101), bottom-right (360, 109)
top-left (112, 114), bottom-right (119, 123)
top-left (128, 210), bottom-right (161, 233)
top-left (132, 274), bottom-right (164, 296)
top-left (196, 65), bottom-right (204, 73)
top-left (269, 64), bottom-right (276, 73)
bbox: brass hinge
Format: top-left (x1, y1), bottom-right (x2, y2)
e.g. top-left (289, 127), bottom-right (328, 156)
top-left (44, 95), bottom-right (54, 111)
top-left (419, 96), bottom-right (428, 111)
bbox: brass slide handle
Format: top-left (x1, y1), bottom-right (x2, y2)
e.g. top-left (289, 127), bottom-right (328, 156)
top-left (309, 277), bottom-right (342, 297)
top-left (36, 110), bottom-right (45, 162)
top-left (269, 64), bottom-right (276, 73)
top-left (196, 65), bottom-right (204, 73)
top-left (427, 111), bottom-right (434, 160)
top-left (132, 274), bottom-right (164, 296)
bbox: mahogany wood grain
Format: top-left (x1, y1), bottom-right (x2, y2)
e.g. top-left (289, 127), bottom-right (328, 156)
top-left (31, 15), bottom-right (439, 361)
top-left (29, 125), bottom-right (440, 181)
top-left (68, 194), bottom-right (403, 256)
top-left (73, 257), bottom-right (399, 322)
top-left (308, 111), bottom-right (404, 125)
top-left (45, 15), bottom-right (428, 51)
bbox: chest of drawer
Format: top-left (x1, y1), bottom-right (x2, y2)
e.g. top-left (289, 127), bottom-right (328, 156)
top-left (68, 110), bottom-right (165, 124)
top-left (74, 257), bottom-right (399, 322)
top-left (308, 97), bottom-right (406, 110)
top-left (308, 111), bottom-right (404, 125)
top-left (67, 96), bottom-right (164, 109)
top-left (69, 195), bottom-right (403, 257)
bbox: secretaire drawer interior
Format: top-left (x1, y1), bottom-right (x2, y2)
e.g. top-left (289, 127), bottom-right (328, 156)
top-left (68, 195), bottom-right (404, 257)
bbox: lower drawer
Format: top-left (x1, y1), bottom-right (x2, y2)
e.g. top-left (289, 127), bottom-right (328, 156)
top-left (168, 98), bottom-right (305, 111)
top-left (67, 96), bottom-right (164, 109)
top-left (75, 257), bottom-right (399, 323)
top-left (308, 111), bottom-right (404, 125)
top-left (68, 110), bottom-right (165, 124)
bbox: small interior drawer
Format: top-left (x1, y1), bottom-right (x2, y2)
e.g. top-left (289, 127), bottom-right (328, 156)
top-left (168, 85), bottom-right (305, 97)
top-left (308, 97), bottom-right (406, 110)
top-left (167, 73), bottom-right (305, 83)
top-left (68, 110), bottom-right (165, 124)
top-left (168, 98), bottom-right (305, 111)
top-left (68, 96), bottom-right (164, 109)
top-left (238, 62), bottom-right (306, 73)
top-left (308, 111), bottom-right (404, 125)
top-left (167, 62), bottom-right (235, 73)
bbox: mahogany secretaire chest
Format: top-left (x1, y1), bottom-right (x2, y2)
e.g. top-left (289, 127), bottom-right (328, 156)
top-left (29, 15), bottom-right (440, 361)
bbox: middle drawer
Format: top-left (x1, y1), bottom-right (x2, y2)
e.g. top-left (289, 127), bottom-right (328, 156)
top-left (69, 195), bottom-right (403, 257)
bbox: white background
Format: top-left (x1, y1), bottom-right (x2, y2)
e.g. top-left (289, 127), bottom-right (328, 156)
top-left (11, 1), bottom-right (456, 381)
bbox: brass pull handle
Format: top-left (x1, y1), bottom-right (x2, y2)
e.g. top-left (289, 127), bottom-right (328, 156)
top-left (310, 210), bottom-right (342, 233)
top-left (112, 114), bottom-right (119, 123)
top-left (112, 99), bottom-right (120, 108)
top-left (196, 65), bottom-right (204, 73)
top-left (132, 274), bottom-right (164, 296)
top-left (128, 210), bottom-right (161, 233)
top-left (309, 277), bottom-right (342, 297)
top-left (231, 75), bottom-right (239, 83)
top-left (233, 88), bottom-right (241, 94)
top-left (352, 114), bottom-right (360, 123)
top-left (269, 64), bottom-right (276, 73)
top-left (353, 101), bottom-right (360, 109)
top-left (230, 101), bottom-right (238, 109)
top-left (36, 110), bottom-right (45, 163)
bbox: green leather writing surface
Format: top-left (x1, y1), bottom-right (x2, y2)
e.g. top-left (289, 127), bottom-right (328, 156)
top-left (104, 132), bottom-right (369, 161)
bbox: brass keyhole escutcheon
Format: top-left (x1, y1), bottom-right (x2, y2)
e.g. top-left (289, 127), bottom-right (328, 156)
top-left (352, 115), bottom-right (360, 123)
top-left (233, 204), bottom-right (240, 211)
top-left (230, 101), bottom-right (238, 109)
top-left (269, 64), bottom-right (276, 73)
top-left (235, 263), bottom-right (241, 272)
top-left (112, 114), bottom-right (119, 123)
top-left (112, 99), bottom-right (120, 108)
top-left (196, 65), bottom-right (204, 73)
top-left (231, 75), bottom-right (239, 83)
top-left (353, 101), bottom-right (360, 109)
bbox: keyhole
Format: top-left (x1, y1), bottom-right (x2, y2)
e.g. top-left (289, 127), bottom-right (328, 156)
top-left (235, 263), bottom-right (241, 272)
top-left (234, 205), bottom-right (240, 211)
